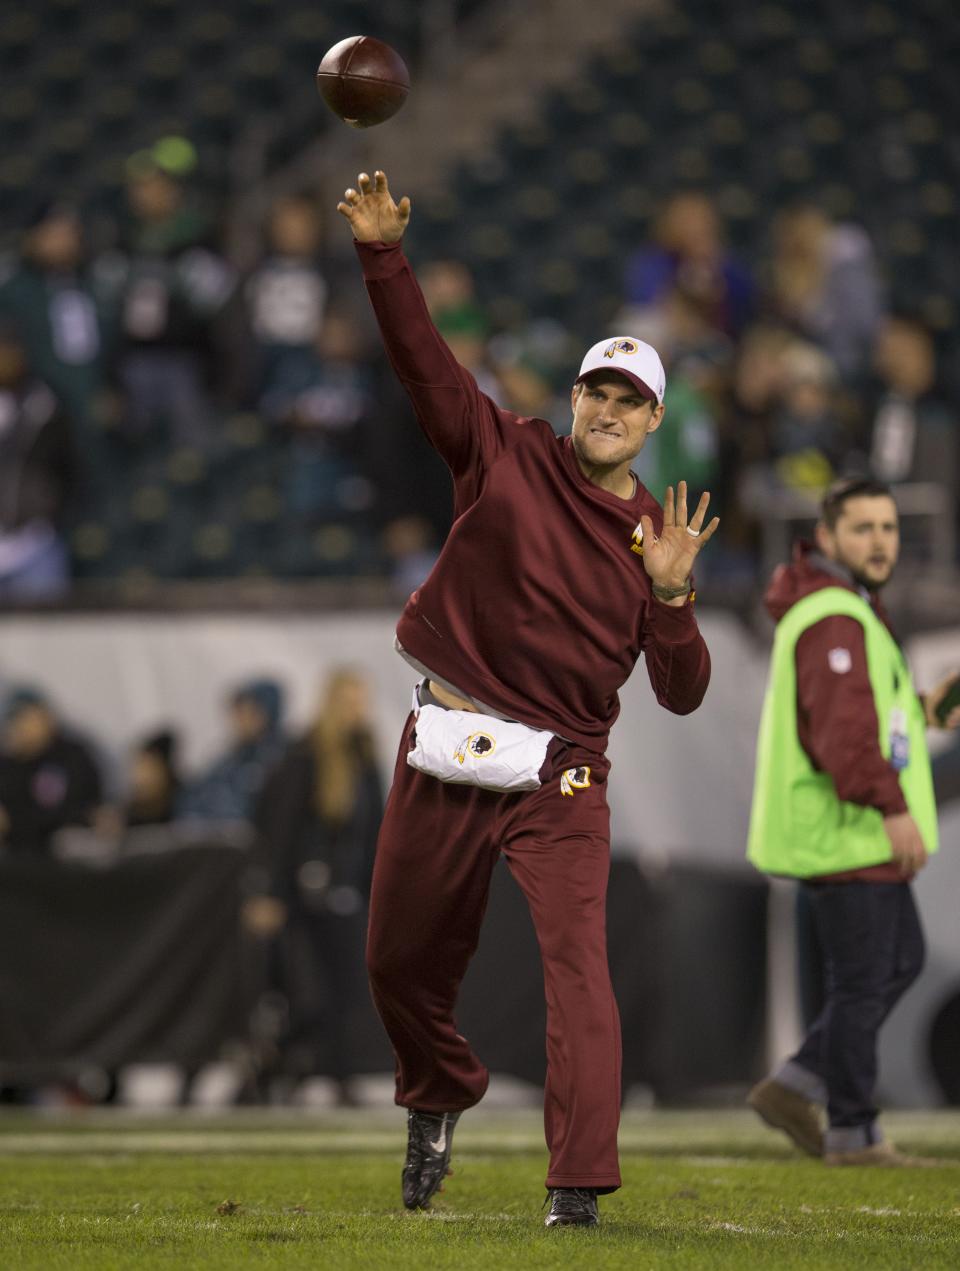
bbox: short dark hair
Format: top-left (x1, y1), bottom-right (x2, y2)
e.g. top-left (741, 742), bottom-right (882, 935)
top-left (820, 476), bottom-right (895, 529)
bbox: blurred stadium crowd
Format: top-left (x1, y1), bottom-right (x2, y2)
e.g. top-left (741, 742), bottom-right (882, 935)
top-left (0, 0), bottom-right (957, 604)
top-left (0, 166), bottom-right (447, 600)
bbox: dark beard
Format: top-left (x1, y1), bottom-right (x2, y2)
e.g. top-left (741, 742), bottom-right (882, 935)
top-left (849, 564), bottom-right (893, 593)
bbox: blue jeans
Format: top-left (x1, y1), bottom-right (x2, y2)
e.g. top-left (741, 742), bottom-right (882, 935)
top-left (783, 881), bottom-right (924, 1150)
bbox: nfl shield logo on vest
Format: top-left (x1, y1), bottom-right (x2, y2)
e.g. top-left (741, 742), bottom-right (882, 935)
top-left (828, 647), bottom-right (852, 674)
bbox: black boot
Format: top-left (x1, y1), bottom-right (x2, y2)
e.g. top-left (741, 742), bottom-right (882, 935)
top-left (544, 1188), bottom-right (599, 1227)
top-left (402, 1109), bottom-right (460, 1209)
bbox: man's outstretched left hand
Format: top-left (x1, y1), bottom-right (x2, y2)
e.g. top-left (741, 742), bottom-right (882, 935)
top-left (640, 481), bottom-right (719, 605)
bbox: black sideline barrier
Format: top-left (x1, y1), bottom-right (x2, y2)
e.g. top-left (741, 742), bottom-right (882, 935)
top-left (0, 846), bottom-right (768, 1099)
top-left (930, 989), bottom-right (960, 1105)
top-left (0, 846), bottom-right (248, 1082)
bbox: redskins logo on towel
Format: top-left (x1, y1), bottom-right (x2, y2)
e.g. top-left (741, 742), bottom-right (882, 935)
top-left (560, 766), bottom-right (592, 797)
top-left (454, 732), bottom-right (497, 765)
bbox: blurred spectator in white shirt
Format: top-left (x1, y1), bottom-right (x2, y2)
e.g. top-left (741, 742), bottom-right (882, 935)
top-left (245, 193), bottom-right (329, 402)
top-left (866, 317), bottom-right (956, 491)
top-left (95, 143), bottom-right (235, 448)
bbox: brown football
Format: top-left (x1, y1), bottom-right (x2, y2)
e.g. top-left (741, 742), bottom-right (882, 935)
top-left (316, 36), bottom-right (410, 129)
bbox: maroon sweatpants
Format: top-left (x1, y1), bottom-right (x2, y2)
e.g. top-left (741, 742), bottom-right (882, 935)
top-left (366, 713), bottom-right (622, 1192)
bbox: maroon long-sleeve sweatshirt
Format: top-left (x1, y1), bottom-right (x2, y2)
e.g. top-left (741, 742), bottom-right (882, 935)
top-left (358, 240), bottom-right (711, 753)
top-left (765, 540), bottom-right (909, 882)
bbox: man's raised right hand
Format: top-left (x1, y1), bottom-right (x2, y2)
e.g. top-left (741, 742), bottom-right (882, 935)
top-left (883, 811), bottom-right (928, 876)
top-left (337, 170), bottom-right (411, 243)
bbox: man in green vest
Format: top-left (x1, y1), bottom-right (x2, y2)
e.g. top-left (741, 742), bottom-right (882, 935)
top-left (746, 477), bottom-right (960, 1166)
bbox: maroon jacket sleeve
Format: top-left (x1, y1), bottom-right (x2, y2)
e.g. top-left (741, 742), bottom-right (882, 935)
top-left (795, 614), bottom-right (907, 816)
top-left (356, 240), bottom-right (523, 503)
top-left (641, 597), bottom-right (712, 715)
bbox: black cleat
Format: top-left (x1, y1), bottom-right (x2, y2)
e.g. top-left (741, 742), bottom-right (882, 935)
top-left (544, 1188), bottom-right (599, 1228)
top-left (402, 1109), bottom-right (460, 1210)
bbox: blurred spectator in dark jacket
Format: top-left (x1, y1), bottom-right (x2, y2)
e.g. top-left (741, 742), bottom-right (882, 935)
top-left (770, 341), bottom-right (849, 489)
top-left (261, 312), bottom-right (378, 522)
top-left (124, 729), bottom-right (181, 828)
top-left (178, 678), bottom-right (287, 823)
top-left (0, 323), bottom-right (73, 601)
top-left (866, 317), bottom-right (956, 491)
top-left (249, 668), bottom-right (384, 1102)
top-left (0, 202), bottom-right (113, 492)
top-left (735, 337), bottom-right (851, 574)
top-left (622, 191), bottom-right (755, 341)
top-left (245, 193), bottom-right (329, 401)
top-left (765, 204), bottom-right (885, 388)
top-left (94, 139), bottom-right (234, 448)
top-left (382, 514), bottom-right (439, 598)
top-left (711, 325), bottom-right (797, 559)
top-left (0, 687), bottom-right (106, 853)
top-left (420, 259), bottom-right (502, 400)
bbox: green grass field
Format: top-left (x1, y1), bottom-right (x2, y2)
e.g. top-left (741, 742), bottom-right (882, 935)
top-left (1, 1108), bottom-right (959, 1269)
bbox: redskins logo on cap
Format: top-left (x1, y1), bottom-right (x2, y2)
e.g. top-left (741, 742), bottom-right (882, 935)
top-left (603, 338), bottom-right (639, 359)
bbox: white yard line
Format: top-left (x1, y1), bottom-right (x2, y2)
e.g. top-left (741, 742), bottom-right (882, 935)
top-left (1, 1109), bottom-right (958, 1160)
top-left (707, 1220), bottom-right (781, 1237)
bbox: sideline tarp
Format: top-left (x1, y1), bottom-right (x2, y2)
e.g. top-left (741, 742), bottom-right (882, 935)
top-left (0, 845), bottom-right (247, 1078)
top-left (0, 848), bottom-right (767, 1097)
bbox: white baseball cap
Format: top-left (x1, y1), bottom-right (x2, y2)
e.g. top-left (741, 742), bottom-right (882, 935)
top-left (576, 337), bottom-right (666, 403)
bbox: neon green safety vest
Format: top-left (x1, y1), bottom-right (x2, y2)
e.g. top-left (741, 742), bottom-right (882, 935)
top-left (748, 586), bottom-right (938, 877)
